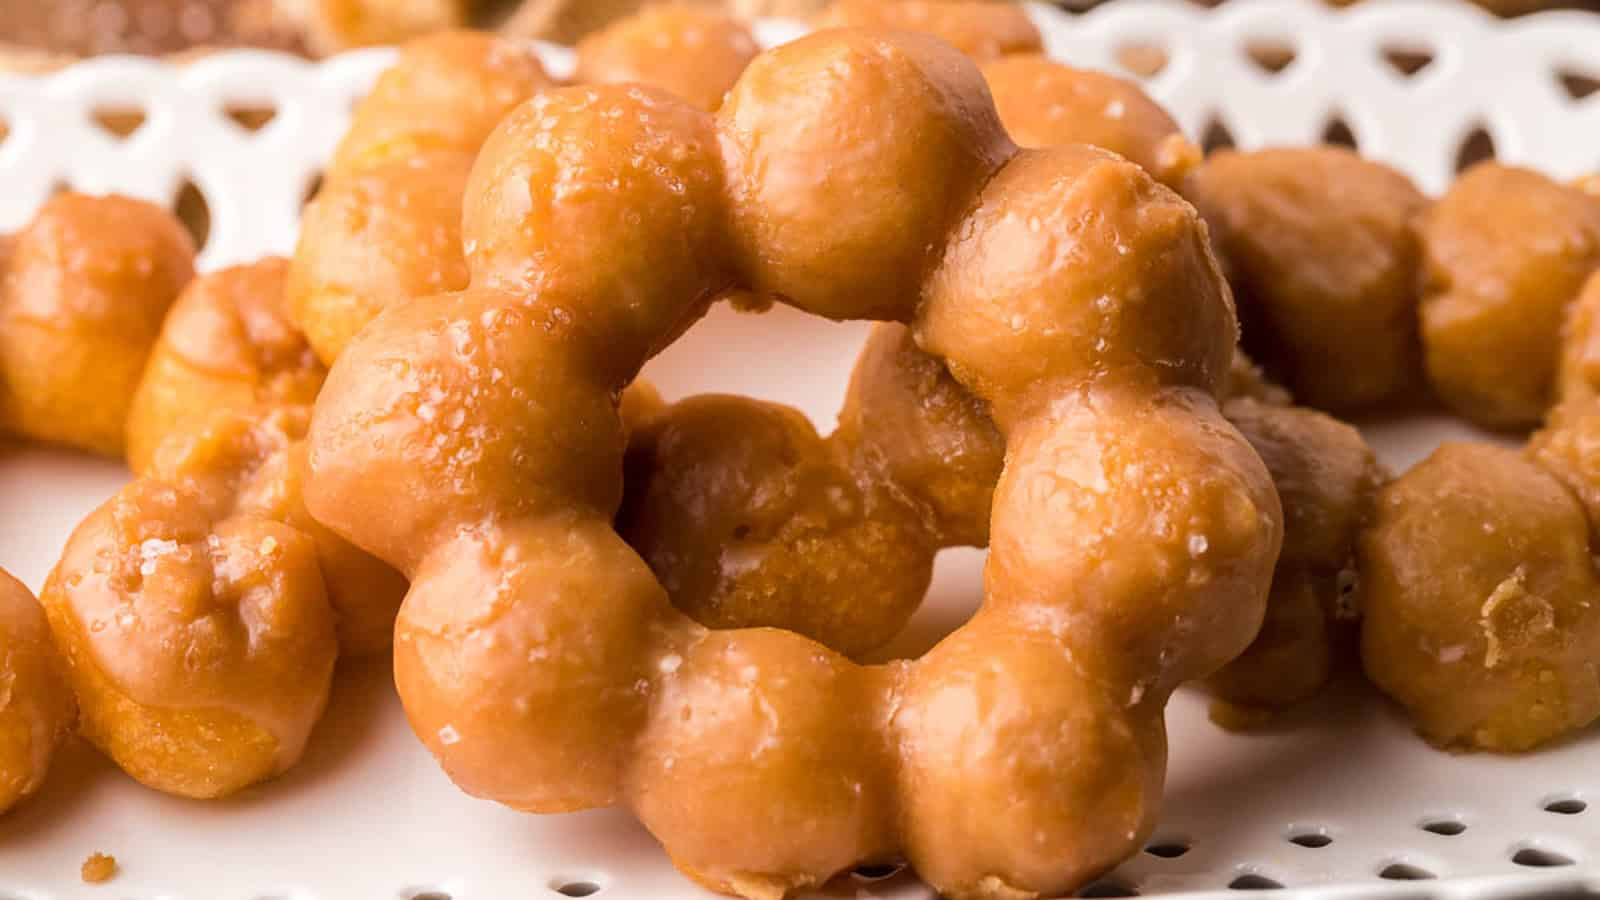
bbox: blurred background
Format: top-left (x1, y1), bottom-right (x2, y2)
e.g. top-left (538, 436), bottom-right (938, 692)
top-left (1, 0), bottom-right (1596, 68)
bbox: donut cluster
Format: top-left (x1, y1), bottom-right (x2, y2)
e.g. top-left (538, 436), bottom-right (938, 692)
top-left (306, 27), bottom-right (1282, 899)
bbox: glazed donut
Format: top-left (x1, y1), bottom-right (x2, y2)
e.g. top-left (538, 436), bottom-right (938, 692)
top-left (123, 257), bottom-right (406, 655)
top-left (814, 1), bottom-right (1041, 60)
top-left (575, 5), bottom-right (760, 112)
top-left (288, 31), bottom-right (552, 365)
top-left (1361, 180), bottom-right (1600, 750)
top-left (0, 568), bottom-right (76, 815)
top-left (43, 406), bottom-right (341, 798)
top-left (307, 29), bottom-right (1281, 899)
top-left (1186, 147), bottom-right (1428, 412)
top-left (981, 54), bottom-right (1200, 191)
top-left (1415, 162), bottom-right (1600, 429)
top-left (125, 257), bottom-right (321, 474)
top-left (0, 193), bottom-right (195, 456)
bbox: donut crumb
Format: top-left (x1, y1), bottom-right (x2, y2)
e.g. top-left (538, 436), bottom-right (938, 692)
top-left (81, 852), bottom-right (117, 883)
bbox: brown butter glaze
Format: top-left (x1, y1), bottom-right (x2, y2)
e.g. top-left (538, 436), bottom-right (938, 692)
top-left (0, 193), bottom-right (195, 456)
top-left (44, 408), bottom-right (340, 798)
top-left (1186, 147), bottom-right (1428, 412)
top-left (0, 569), bottom-right (76, 814)
top-left (1416, 162), bottom-right (1600, 429)
top-left (288, 31), bottom-right (552, 365)
top-left (575, 4), bottom-right (759, 112)
top-left (308, 29), bottom-right (1281, 899)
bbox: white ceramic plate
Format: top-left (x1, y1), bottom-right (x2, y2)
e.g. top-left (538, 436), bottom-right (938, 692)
top-left (1, 2), bottom-right (1598, 898)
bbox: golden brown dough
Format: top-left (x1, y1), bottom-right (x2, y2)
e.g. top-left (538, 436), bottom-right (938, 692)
top-left (125, 257), bottom-right (322, 475)
top-left (288, 31), bottom-right (551, 365)
top-left (1416, 162), bottom-right (1600, 429)
top-left (620, 325), bottom-right (1001, 657)
top-left (575, 5), bottom-right (759, 112)
top-left (0, 193), bottom-right (195, 456)
top-left (1360, 443), bottom-right (1600, 751)
top-left (982, 54), bottom-right (1199, 191)
top-left (307, 29), bottom-right (1279, 899)
top-left (627, 341), bottom-right (1379, 709)
top-left (814, 1), bottom-right (1040, 60)
top-left (1363, 272), bottom-right (1600, 752)
top-left (1206, 393), bottom-right (1381, 712)
top-left (123, 258), bottom-right (405, 655)
top-left (1186, 147), bottom-right (1427, 412)
top-left (0, 569), bottom-right (75, 814)
top-left (43, 408), bottom-right (340, 798)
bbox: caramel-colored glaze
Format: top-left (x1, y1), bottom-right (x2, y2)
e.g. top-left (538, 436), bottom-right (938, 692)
top-left (627, 341), bottom-right (1377, 706)
top-left (1186, 147), bottom-right (1427, 412)
top-left (1360, 443), bottom-right (1600, 750)
top-left (125, 258), bottom-right (321, 474)
top-left (308, 30), bottom-right (1281, 899)
top-left (0, 569), bottom-right (76, 814)
top-left (1206, 393), bottom-right (1381, 711)
top-left (1537, 273), bottom-right (1600, 515)
top-left (620, 325), bottom-right (1001, 657)
top-left (1416, 163), bottom-right (1600, 429)
top-left (122, 257), bottom-right (406, 655)
top-left (1362, 271), bottom-right (1600, 751)
top-left (0, 193), bottom-right (195, 456)
top-left (288, 32), bottom-right (552, 365)
top-left (814, 1), bottom-right (1040, 61)
top-left (42, 409), bottom-right (340, 798)
top-left (981, 54), bottom-right (1200, 191)
top-left (575, 5), bottom-right (759, 112)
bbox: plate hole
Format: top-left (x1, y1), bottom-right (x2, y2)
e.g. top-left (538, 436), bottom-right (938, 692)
top-left (552, 882), bottom-right (602, 897)
top-left (1512, 847), bottom-right (1574, 868)
top-left (1378, 863), bottom-right (1435, 881)
top-left (1544, 796), bottom-right (1587, 815)
top-left (1201, 118), bottom-right (1237, 154)
top-left (1145, 841), bottom-right (1190, 859)
top-left (1420, 818), bottom-right (1466, 836)
top-left (174, 178), bottom-right (211, 251)
top-left (1321, 116), bottom-right (1358, 149)
top-left (852, 863), bottom-right (904, 881)
top-left (1228, 874), bottom-right (1283, 891)
top-left (1381, 45), bottom-right (1434, 77)
top-left (1115, 41), bottom-right (1168, 78)
top-left (410, 893), bottom-right (452, 900)
top-left (1454, 125), bottom-right (1496, 173)
top-left (1078, 881), bottom-right (1139, 898)
top-left (91, 104), bottom-right (146, 139)
top-left (1288, 833), bottom-right (1332, 849)
top-left (1558, 69), bottom-right (1599, 102)
top-left (225, 102), bottom-right (278, 132)
top-left (1244, 39), bottom-right (1296, 75)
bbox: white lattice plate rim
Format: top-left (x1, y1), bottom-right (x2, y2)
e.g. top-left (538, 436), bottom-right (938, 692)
top-left (1, 2), bottom-right (1598, 898)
